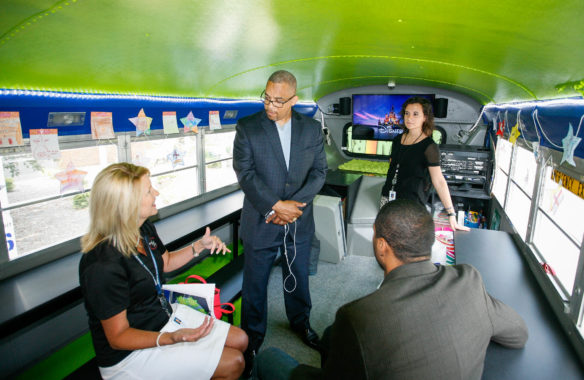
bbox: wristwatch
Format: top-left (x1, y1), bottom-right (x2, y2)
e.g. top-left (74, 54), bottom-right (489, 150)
top-left (265, 210), bottom-right (275, 220)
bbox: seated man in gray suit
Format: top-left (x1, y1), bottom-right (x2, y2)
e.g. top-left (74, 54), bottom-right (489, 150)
top-left (256, 199), bottom-right (528, 380)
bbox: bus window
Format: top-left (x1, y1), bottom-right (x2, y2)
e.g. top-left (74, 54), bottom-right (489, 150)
top-left (505, 145), bottom-right (538, 240)
top-left (1, 143), bottom-right (118, 259)
top-left (131, 134), bottom-right (200, 208)
top-left (492, 138), bottom-right (513, 206)
top-left (204, 130), bottom-right (237, 192)
top-left (533, 165), bottom-right (584, 296)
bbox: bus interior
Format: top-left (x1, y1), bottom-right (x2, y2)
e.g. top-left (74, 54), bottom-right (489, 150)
top-left (1, 1), bottom-right (584, 378)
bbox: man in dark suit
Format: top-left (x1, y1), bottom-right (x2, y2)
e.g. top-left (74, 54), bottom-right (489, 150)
top-left (256, 199), bottom-right (528, 380)
top-left (233, 70), bottom-right (328, 375)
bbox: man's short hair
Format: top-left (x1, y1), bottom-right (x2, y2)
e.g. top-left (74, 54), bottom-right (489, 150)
top-left (267, 70), bottom-right (297, 92)
top-left (374, 199), bottom-right (435, 262)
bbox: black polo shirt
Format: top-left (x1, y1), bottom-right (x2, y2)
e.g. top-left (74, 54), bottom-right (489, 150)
top-left (79, 220), bottom-right (171, 367)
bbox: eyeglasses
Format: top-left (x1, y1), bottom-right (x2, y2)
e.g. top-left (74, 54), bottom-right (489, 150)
top-left (260, 90), bottom-right (295, 108)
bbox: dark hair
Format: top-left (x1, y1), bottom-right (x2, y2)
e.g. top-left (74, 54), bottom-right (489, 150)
top-left (400, 96), bottom-right (435, 137)
top-left (374, 199), bottom-right (435, 262)
top-left (267, 70), bottom-right (297, 92)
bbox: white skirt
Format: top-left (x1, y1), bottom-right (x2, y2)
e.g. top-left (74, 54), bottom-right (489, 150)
top-left (99, 304), bottom-right (230, 380)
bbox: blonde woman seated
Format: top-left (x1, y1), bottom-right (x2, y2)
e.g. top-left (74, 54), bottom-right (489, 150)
top-left (79, 163), bottom-right (247, 380)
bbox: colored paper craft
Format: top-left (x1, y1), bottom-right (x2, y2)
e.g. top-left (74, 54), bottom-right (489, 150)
top-left (30, 129), bottom-right (60, 160)
top-left (209, 111), bottom-right (221, 130)
top-left (0, 112), bottom-right (24, 147)
top-left (549, 180), bottom-right (564, 215)
top-left (55, 162), bottom-right (88, 194)
top-left (167, 147), bottom-right (185, 169)
top-left (496, 120), bottom-right (505, 137)
top-left (162, 111), bottom-right (180, 134)
top-left (560, 123), bottom-right (582, 166)
top-left (181, 111), bottom-right (201, 133)
top-left (129, 108), bottom-right (152, 136)
top-left (91, 112), bottom-right (115, 139)
top-left (133, 152), bottom-right (151, 168)
top-left (508, 123), bottom-right (520, 144)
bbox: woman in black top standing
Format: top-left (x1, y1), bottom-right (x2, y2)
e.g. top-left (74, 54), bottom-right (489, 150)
top-left (380, 97), bottom-right (469, 231)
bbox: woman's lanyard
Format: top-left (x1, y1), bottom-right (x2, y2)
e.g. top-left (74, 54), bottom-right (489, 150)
top-left (133, 235), bottom-right (171, 317)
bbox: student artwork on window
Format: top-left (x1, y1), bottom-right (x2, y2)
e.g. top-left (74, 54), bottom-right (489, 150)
top-left (560, 123), bottom-right (582, 166)
top-left (55, 162), bottom-right (88, 194)
top-left (129, 108), bottom-right (152, 136)
top-left (30, 129), bottom-right (60, 160)
top-left (162, 111), bottom-right (180, 134)
top-left (133, 152), bottom-right (151, 168)
top-left (509, 123), bottom-right (520, 145)
top-left (91, 112), bottom-right (115, 139)
top-left (209, 110), bottom-right (221, 130)
top-left (0, 111), bottom-right (24, 147)
top-left (549, 180), bottom-right (564, 215)
top-left (181, 111), bottom-right (201, 134)
top-left (2, 210), bottom-right (18, 259)
top-left (496, 120), bottom-right (505, 137)
top-left (167, 147), bottom-right (185, 169)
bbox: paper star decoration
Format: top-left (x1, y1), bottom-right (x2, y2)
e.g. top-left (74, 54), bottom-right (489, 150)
top-left (508, 123), bottom-right (521, 144)
top-left (55, 162), bottom-right (88, 194)
top-left (560, 123), bottom-right (582, 166)
top-left (166, 147), bottom-right (185, 169)
top-left (129, 108), bottom-right (153, 136)
top-left (181, 111), bottom-right (201, 133)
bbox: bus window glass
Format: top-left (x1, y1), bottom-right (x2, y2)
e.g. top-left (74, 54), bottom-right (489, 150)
top-left (206, 160), bottom-right (236, 192)
top-left (152, 167), bottom-right (200, 208)
top-left (495, 138), bottom-right (512, 174)
top-left (533, 212), bottom-right (580, 295)
top-left (492, 168), bottom-right (508, 206)
top-left (505, 182), bottom-right (531, 240)
top-left (538, 167), bottom-right (584, 243)
top-left (511, 145), bottom-right (537, 196)
top-left (204, 131), bottom-right (237, 192)
top-left (1, 144), bottom-right (118, 259)
top-left (131, 136), bottom-right (197, 176)
top-left (205, 131), bottom-right (235, 162)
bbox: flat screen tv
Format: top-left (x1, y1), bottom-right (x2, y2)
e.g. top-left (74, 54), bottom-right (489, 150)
top-left (352, 94), bottom-right (435, 140)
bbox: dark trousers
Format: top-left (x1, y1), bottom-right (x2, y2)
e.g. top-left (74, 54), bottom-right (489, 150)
top-left (242, 231), bottom-right (313, 351)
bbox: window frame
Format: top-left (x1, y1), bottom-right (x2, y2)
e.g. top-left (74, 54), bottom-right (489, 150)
top-left (493, 138), bottom-right (584, 334)
top-left (0, 125), bottom-right (239, 280)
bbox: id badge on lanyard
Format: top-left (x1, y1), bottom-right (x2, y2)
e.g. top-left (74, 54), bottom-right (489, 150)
top-left (389, 163), bottom-right (399, 201)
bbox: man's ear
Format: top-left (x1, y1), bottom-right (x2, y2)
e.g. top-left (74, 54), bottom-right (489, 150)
top-left (375, 236), bottom-right (387, 255)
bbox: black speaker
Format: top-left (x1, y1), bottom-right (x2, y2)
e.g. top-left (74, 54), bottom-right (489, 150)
top-left (434, 98), bottom-right (448, 118)
top-left (339, 97), bottom-right (351, 115)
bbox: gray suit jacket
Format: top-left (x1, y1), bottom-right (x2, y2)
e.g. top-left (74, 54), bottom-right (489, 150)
top-left (233, 109), bottom-right (327, 249)
top-left (293, 261), bottom-right (528, 380)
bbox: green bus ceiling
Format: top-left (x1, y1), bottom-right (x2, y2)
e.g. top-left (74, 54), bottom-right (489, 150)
top-left (1, 0), bottom-right (584, 104)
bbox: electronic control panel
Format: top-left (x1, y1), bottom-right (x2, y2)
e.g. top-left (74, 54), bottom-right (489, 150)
top-left (440, 145), bottom-right (492, 192)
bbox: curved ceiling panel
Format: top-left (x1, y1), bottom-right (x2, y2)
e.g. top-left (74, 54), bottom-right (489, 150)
top-left (1, 0), bottom-right (583, 104)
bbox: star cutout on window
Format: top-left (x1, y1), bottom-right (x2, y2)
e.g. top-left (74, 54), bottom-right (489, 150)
top-left (560, 123), bottom-right (582, 166)
top-left (166, 147), bottom-right (185, 169)
top-left (55, 162), bottom-right (88, 194)
top-left (129, 108), bottom-right (153, 136)
top-left (180, 111), bottom-right (201, 134)
top-left (509, 123), bottom-right (520, 144)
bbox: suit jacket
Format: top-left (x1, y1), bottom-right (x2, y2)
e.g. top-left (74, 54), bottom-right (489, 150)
top-left (293, 261), bottom-right (528, 380)
top-left (233, 109), bottom-right (327, 249)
